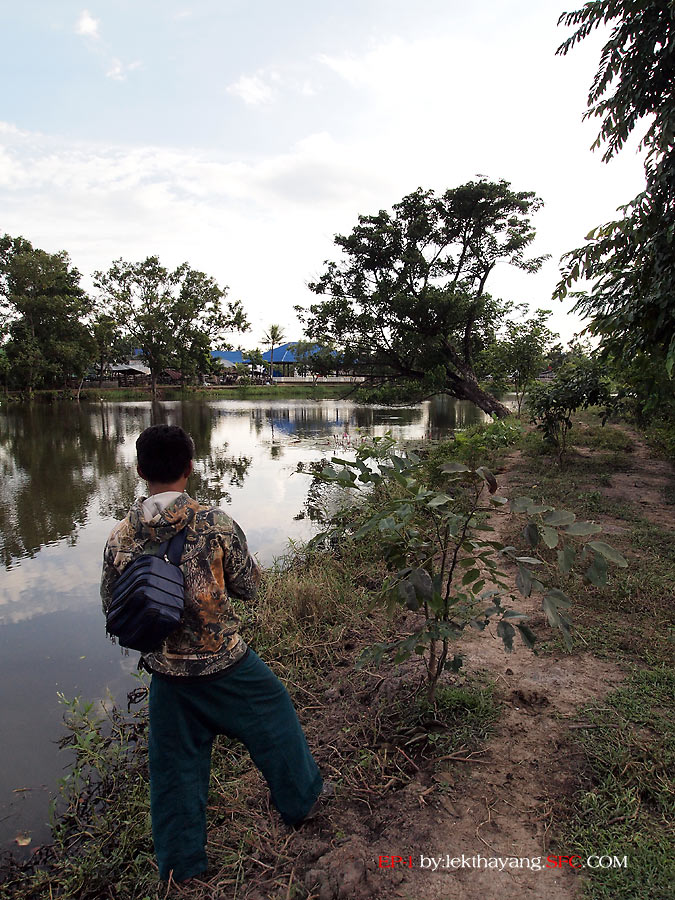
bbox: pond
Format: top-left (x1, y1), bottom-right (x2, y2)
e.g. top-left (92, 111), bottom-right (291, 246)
top-left (0, 394), bottom-right (506, 853)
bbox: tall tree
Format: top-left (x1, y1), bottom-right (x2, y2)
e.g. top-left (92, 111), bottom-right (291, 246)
top-left (91, 313), bottom-right (127, 387)
top-left (263, 324), bottom-right (285, 380)
top-left (299, 179), bottom-right (548, 417)
top-left (0, 234), bottom-right (94, 395)
top-left (293, 340), bottom-right (338, 383)
top-left (492, 306), bottom-right (557, 414)
top-left (94, 256), bottom-right (249, 395)
top-left (170, 264), bottom-right (249, 384)
top-left (243, 348), bottom-right (266, 377)
top-left (555, 1), bottom-right (675, 375)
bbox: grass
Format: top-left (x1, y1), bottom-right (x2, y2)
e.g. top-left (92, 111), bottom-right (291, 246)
top-left (498, 410), bottom-right (675, 900)
top-left (7, 384), bottom-right (355, 404)
top-left (553, 667), bottom-right (675, 900)
top-left (165, 384), bottom-right (353, 401)
top-left (643, 416), bottom-right (675, 464)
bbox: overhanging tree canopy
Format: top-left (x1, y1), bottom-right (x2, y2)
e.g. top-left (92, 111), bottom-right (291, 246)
top-left (299, 179), bottom-right (548, 417)
top-left (554, 1), bottom-right (675, 375)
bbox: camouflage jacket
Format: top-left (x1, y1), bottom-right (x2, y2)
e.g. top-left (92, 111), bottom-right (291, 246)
top-left (100, 493), bottom-right (261, 678)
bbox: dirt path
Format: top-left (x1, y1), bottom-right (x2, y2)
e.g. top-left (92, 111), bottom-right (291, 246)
top-left (293, 452), bottom-right (629, 900)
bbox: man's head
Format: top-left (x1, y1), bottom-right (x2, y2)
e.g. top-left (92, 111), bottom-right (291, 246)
top-left (136, 425), bottom-right (195, 485)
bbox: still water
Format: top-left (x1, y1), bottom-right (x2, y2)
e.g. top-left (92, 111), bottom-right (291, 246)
top-left (0, 395), bottom-right (496, 852)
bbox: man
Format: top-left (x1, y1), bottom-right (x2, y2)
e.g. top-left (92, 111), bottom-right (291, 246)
top-left (100, 424), bottom-right (324, 884)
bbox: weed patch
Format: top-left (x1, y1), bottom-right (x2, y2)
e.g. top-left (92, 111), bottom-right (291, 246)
top-left (554, 668), bottom-right (675, 900)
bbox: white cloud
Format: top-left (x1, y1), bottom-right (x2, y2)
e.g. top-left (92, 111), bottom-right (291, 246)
top-left (0, 122), bottom-right (390, 343)
top-left (75, 9), bottom-right (100, 39)
top-left (106, 58), bottom-right (142, 81)
top-left (74, 10), bottom-right (140, 82)
top-left (227, 73), bottom-right (275, 106)
top-left (226, 68), bottom-right (318, 105)
top-left (0, 17), bottom-right (648, 347)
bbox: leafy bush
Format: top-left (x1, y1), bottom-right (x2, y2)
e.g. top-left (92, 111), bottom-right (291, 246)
top-left (311, 436), bottom-right (628, 700)
top-left (427, 419), bottom-right (523, 471)
top-left (527, 359), bottom-right (618, 465)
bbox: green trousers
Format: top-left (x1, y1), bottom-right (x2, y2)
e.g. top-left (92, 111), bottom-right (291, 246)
top-left (148, 647), bottom-right (323, 882)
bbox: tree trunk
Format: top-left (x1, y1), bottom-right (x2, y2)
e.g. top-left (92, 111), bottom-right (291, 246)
top-left (447, 378), bottom-right (511, 418)
top-left (151, 370), bottom-right (157, 398)
top-left (444, 347), bottom-right (511, 418)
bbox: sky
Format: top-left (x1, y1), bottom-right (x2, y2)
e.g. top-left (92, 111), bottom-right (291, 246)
top-left (0, 0), bottom-right (647, 349)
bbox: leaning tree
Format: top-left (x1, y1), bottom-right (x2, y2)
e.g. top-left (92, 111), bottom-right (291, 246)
top-left (298, 178), bottom-right (548, 418)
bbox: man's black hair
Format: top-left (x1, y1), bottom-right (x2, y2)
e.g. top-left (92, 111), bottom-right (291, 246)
top-left (136, 425), bottom-right (195, 484)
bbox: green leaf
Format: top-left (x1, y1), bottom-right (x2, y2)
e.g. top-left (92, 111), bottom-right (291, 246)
top-left (489, 496), bottom-right (509, 506)
top-left (378, 516), bottom-right (396, 532)
top-left (462, 568), bottom-right (481, 585)
top-left (475, 466), bottom-right (498, 494)
top-left (516, 623), bottom-right (537, 649)
top-left (427, 493), bottom-right (454, 508)
top-left (542, 595), bottom-right (561, 627)
top-left (543, 509), bottom-right (576, 526)
top-left (585, 552), bottom-right (608, 587)
top-left (545, 588), bottom-right (571, 608)
top-left (441, 462), bottom-right (470, 473)
top-left (540, 526), bottom-right (559, 549)
top-left (516, 564), bottom-right (532, 597)
top-left (523, 522), bottom-right (539, 548)
top-left (444, 654), bottom-right (464, 672)
top-left (497, 620), bottom-right (515, 652)
top-left (353, 518), bottom-right (379, 540)
top-left (557, 546), bottom-right (575, 574)
top-left (587, 541), bottom-right (628, 567)
top-left (515, 556), bottom-right (542, 565)
top-left (510, 496), bottom-right (533, 513)
top-left (563, 521), bottom-right (602, 536)
top-left (409, 568), bottom-right (434, 600)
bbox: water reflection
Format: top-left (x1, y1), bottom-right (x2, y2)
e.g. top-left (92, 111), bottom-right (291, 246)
top-left (0, 394), bottom-right (504, 850)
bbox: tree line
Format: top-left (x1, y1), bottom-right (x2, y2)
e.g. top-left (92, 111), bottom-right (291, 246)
top-left (1, 1), bottom-right (672, 419)
top-left (0, 214), bottom-right (565, 406)
top-left (0, 238), bottom-right (251, 397)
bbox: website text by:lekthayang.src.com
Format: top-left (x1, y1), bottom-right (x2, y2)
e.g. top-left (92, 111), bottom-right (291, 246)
top-left (378, 854), bottom-right (629, 872)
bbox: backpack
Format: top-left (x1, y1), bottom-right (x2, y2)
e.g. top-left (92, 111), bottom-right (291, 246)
top-left (106, 528), bottom-right (188, 653)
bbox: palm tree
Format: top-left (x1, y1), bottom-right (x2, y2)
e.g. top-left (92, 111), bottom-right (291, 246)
top-left (263, 324), bottom-right (285, 381)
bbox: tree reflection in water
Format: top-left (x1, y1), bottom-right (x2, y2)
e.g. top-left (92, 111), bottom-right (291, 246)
top-left (0, 400), bottom-right (253, 568)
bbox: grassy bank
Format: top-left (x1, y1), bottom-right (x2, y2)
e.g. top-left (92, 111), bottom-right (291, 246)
top-left (0, 503), bottom-right (500, 899)
top-left (163, 383), bottom-right (354, 401)
top-left (2, 384), bottom-right (356, 404)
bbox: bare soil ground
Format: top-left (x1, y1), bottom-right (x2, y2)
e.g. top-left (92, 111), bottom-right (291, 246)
top-left (185, 429), bottom-right (674, 900)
